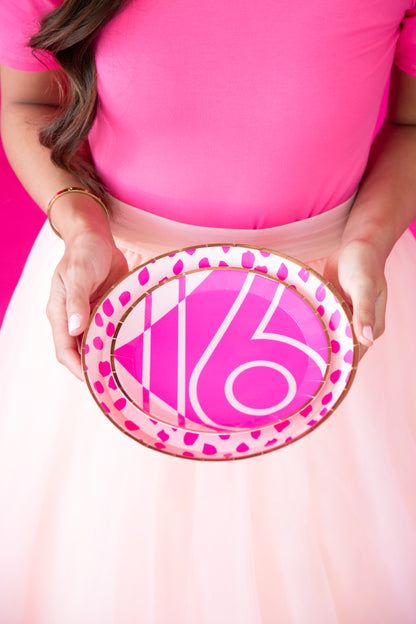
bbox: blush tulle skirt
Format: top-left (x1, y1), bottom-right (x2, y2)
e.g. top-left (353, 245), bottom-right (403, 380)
top-left (1, 199), bottom-right (416, 624)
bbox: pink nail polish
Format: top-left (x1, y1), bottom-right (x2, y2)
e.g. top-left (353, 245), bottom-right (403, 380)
top-left (68, 313), bottom-right (82, 334)
top-left (362, 325), bottom-right (374, 343)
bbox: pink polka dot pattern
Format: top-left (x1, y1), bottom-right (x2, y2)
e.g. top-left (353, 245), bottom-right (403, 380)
top-left (119, 291), bottom-right (131, 306)
top-left (344, 350), bottom-right (354, 364)
top-left (184, 432), bottom-right (199, 445)
top-left (103, 299), bottom-right (114, 317)
top-left (242, 250), bottom-right (255, 269)
top-left (173, 259), bottom-right (184, 275)
top-left (93, 337), bottom-right (104, 350)
top-left (138, 267), bottom-right (150, 285)
top-left (125, 420), bottom-right (140, 431)
top-left (329, 310), bottom-right (341, 331)
top-left (322, 392), bottom-right (333, 405)
top-left (94, 381), bottom-right (105, 394)
top-left (203, 443), bottom-right (217, 455)
top-left (331, 340), bottom-right (341, 353)
top-left (198, 257), bottom-right (210, 268)
top-left (275, 420), bottom-right (290, 432)
top-left (265, 438), bottom-right (277, 447)
top-left (158, 430), bottom-right (170, 442)
top-left (114, 398), bottom-right (127, 410)
top-left (106, 323), bottom-right (115, 337)
top-left (98, 361), bottom-right (111, 377)
top-left (330, 369), bottom-right (341, 383)
top-left (82, 244), bottom-right (358, 461)
top-left (277, 263), bottom-right (288, 281)
top-left (315, 283), bottom-right (326, 302)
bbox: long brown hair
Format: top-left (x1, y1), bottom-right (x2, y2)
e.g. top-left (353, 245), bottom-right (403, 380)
top-left (29, 0), bottom-right (131, 197)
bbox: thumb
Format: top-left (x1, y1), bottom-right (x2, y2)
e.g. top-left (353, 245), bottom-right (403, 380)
top-left (65, 271), bottom-right (96, 337)
top-left (342, 274), bottom-right (378, 347)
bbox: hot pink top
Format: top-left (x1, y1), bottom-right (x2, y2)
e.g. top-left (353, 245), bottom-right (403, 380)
top-left (1, 0), bottom-right (416, 228)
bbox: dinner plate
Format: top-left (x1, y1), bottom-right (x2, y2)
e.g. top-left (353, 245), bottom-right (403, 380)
top-left (82, 245), bottom-right (359, 460)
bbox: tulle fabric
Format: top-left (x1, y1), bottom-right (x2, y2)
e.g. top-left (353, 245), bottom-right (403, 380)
top-left (0, 214), bottom-right (416, 623)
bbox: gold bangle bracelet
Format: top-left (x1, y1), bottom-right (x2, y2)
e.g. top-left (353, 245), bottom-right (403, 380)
top-left (47, 187), bottom-right (110, 239)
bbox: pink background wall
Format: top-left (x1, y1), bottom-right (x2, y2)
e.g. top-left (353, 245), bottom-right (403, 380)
top-left (0, 117), bottom-right (45, 326)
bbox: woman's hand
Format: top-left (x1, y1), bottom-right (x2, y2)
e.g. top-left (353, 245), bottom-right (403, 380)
top-left (323, 239), bottom-right (387, 357)
top-left (321, 68), bottom-right (416, 359)
top-left (46, 229), bottom-right (129, 380)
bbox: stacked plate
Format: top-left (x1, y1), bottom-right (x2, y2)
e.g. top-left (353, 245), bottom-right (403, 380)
top-left (82, 244), bottom-right (358, 460)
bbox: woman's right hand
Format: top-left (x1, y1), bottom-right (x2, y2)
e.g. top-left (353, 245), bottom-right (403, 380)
top-left (46, 227), bottom-right (129, 380)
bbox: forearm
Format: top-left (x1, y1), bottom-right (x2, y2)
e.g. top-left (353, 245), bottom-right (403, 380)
top-left (0, 66), bottom-right (112, 244)
top-left (342, 64), bottom-right (416, 260)
top-left (1, 97), bottom-right (112, 244)
top-left (343, 120), bottom-right (416, 258)
top-left (1, 100), bottom-right (76, 202)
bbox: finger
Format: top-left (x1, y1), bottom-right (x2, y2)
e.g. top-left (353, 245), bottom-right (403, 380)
top-left (63, 260), bottom-right (99, 337)
top-left (56, 339), bottom-right (84, 381)
top-left (345, 275), bottom-right (384, 347)
top-left (373, 284), bottom-right (388, 341)
top-left (46, 277), bottom-right (85, 380)
top-left (358, 343), bottom-right (369, 361)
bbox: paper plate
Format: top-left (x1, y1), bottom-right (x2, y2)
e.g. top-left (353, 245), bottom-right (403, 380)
top-left (82, 245), bottom-right (359, 460)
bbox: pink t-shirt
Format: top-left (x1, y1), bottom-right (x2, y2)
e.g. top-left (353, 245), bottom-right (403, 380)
top-left (1, 0), bottom-right (416, 228)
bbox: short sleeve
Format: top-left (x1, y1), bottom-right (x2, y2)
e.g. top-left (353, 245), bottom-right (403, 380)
top-left (0, 0), bottom-right (63, 71)
top-left (395, 5), bottom-right (416, 76)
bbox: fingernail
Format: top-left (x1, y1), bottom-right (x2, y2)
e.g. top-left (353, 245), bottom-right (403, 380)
top-left (68, 313), bottom-right (82, 334)
top-left (362, 325), bottom-right (374, 343)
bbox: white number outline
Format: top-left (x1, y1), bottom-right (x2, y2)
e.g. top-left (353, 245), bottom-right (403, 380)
top-left (188, 272), bottom-right (327, 428)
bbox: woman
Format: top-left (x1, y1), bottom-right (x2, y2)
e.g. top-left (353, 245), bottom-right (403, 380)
top-left (1, 1), bottom-right (416, 622)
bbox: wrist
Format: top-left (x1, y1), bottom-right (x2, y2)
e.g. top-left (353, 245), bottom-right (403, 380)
top-left (340, 197), bottom-right (402, 262)
top-left (48, 192), bottom-right (113, 244)
top-left (338, 237), bottom-right (387, 268)
top-left (342, 118), bottom-right (416, 259)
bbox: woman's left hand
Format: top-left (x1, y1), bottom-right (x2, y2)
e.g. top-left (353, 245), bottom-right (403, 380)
top-left (323, 239), bottom-right (388, 357)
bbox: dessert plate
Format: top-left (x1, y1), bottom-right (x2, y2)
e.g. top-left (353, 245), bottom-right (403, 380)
top-left (82, 245), bottom-right (359, 460)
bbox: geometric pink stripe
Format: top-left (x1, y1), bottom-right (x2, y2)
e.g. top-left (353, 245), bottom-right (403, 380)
top-left (144, 292), bottom-right (152, 331)
top-left (179, 275), bottom-right (186, 302)
top-left (177, 276), bottom-right (186, 427)
top-left (142, 387), bottom-right (150, 413)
